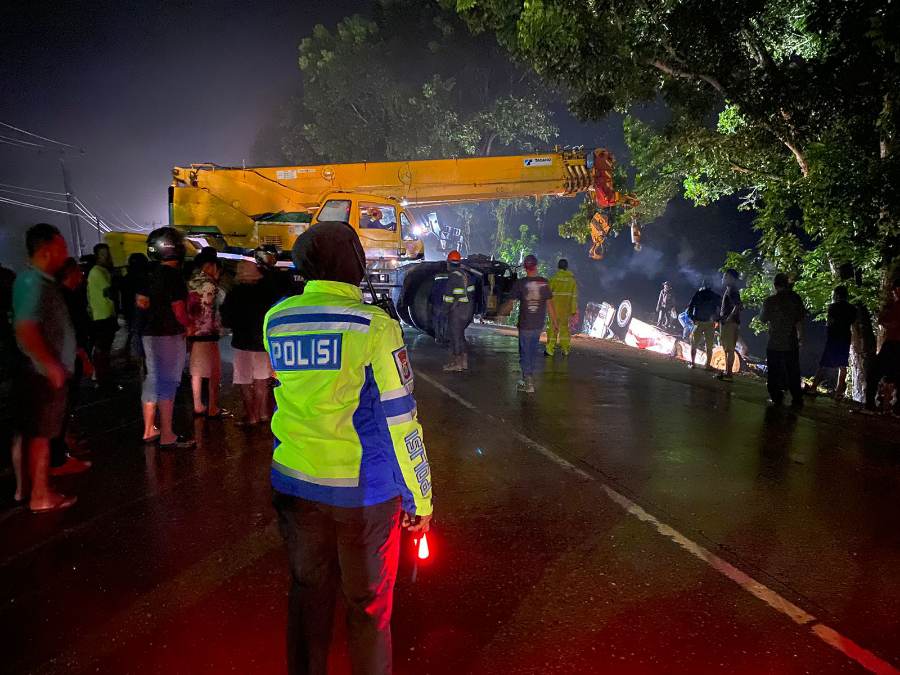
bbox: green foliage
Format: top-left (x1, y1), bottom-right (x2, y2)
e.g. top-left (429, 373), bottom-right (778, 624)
top-left (496, 223), bottom-right (537, 266)
top-left (256, 0), bottom-right (557, 166)
top-left (454, 0), bottom-right (900, 322)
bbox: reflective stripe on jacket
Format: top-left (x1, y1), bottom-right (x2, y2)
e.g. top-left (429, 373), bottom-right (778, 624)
top-left (264, 280), bottom-right (433, 516)
top-left (443, 268), bottom-right (475, 305)
top-left (549, 269), bottom-right (578, 316)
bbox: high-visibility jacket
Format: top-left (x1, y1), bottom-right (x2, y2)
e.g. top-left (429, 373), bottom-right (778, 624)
top-left (443, 267), bottom-right (475, 307)
top-left (263, 280), bottom-right (433, 516)
top-left (549, 269), bottom-right (578, 316)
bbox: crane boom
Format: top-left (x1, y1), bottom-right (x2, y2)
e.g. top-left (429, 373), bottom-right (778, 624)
top-left (169, 148), bottom-right (621, 244)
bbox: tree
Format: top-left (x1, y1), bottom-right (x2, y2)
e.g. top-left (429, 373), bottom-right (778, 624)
top-left (257, 0), bottom-right (557, 166)
top-left (255, 0), bottom-right (559, 262)
top-left (453, 0), bottom-right (900, 397)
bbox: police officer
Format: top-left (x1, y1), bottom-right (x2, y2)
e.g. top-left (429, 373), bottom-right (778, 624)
top-left (266, 221), bottom-right (433, 675)
top-left (546, 258), bottom-right (578, 356)
top-left (441, 250), bottom-right (474, 372)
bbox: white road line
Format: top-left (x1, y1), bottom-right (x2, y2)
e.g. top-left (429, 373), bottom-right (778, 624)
top-left (419, 372), bottom-right (900, 675)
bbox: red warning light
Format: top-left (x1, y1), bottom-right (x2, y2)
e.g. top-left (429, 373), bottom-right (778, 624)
top-left (415, 534), bottom-right (430, 560)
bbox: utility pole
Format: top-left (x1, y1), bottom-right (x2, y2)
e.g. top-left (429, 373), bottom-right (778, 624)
top-left (60, 155), bottom-right (82, 255)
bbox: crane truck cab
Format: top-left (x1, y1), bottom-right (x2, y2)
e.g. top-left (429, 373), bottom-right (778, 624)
top-left (311, 191), bottom-right (424, 296)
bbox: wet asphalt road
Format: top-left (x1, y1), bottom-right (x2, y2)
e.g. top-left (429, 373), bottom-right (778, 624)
top-left (1, 326), bottom-right (899, 674)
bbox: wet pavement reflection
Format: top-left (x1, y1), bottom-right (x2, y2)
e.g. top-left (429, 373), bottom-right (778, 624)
top-left (1, 326), bottom-right (898, 674)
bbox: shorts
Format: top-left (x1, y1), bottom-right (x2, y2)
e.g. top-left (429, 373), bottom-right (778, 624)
top-left (16, 368), bottom-right (69, 439)
top-left (819, 338), bottom-right (851, 369)
top-left (189, 340), bottom-right (221, 379)
top-left (233, 348), bottom-right (272, 385)
top-left (720, 322), bottom-right (739, 351)
top-left (142, 334), bottom-right (186, 403)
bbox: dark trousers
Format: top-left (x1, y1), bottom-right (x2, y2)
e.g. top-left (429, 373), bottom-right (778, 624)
top-left (273, 492), bottom-right (402, 675)
top-left (432, 307), bottom-right (447, 345)
top-left (767, 348), bottom-right (802, 404)
top-left (865, 341), bottom-right (900, 408)
top-left (447, 308), bottom-right (468, 357)
top-left (50, 359), bottom-right (82, 466)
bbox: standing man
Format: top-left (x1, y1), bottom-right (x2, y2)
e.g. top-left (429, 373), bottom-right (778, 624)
top-left (656, 281), bottom-right (676, 329)
top-left (221, 260), bottom-right (279, 426)
top-left (717, 269), bottom-right (743, 381)
top-left (864, 278), bottom-right (900, 413)
top-left (13, 223), bottom-right (77, 512)
top-left (442, 250), bottom-right (474, 372)
top-left (266, 222), bottom-right (433, 675)
top-left (686, 280), bottom-right (720, 370)
top-left (510, 254), bottom-right (557, 394)
top-left (807, 285), bottom-right (857, 399)
top-left (759, 273), bottom-right (807, 408)
top-left (545, 258), bottom-right (578, 357)
top-left (137, 228), bottom-right (195, 449)
top-left (87, 242), bottom-right (117, 388)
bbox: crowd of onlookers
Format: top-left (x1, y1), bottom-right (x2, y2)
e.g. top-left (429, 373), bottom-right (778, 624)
top-left (680, 270), bottom-right (900, 412)
top-left (0, 224), bottom-right (288, 513)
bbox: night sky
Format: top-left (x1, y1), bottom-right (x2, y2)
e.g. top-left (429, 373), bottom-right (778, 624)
top-left (1, 0), bottom-right (761, 350)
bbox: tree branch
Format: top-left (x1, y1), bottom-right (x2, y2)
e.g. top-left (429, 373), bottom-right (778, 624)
top-left (728, 161), bottom-right (787, 182)
top-left (649, 58), bottom-right (809, 177)
top-left (649, 59), bottom-right (726, 96)
top-left (349, 102), bottom-right (369, 126)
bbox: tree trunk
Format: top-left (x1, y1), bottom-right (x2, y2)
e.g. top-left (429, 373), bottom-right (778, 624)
top-left (848, 303), bottom-right (876, 403)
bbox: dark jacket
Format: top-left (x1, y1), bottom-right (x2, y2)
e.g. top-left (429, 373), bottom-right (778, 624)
top-left (221, 281), bottom-right (279, 351)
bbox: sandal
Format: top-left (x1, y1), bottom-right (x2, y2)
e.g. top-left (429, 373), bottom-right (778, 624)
top-left (30, 494), bottom-right (77, 514)
top-left (159, 435), bottom-right (196, 450)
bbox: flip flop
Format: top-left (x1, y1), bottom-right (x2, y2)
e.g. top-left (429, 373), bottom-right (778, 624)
top-left (142, 434), bottom-right (161, 444)
top-left (159, 436), bottom-right (196, 450)
top-left (205, 409), bottom-right (233, 419)
top-left (30, 495), bottom-right (77, 514)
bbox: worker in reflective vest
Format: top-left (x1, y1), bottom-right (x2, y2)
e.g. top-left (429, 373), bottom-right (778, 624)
top-left (546, 258), bottom-right (579, 356)
top-left (442, 250), bottom-right (475, 372)
top-left (265, 221), bottom-right (433, 675)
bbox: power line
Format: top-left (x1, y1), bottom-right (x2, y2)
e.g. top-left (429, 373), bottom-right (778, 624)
top-left (0, 197), bottom-right (108, 231)
top-left (0, 182), bottom-right (67, 196)
top-left (0, 187), bottom-right (71, 204)
top-left (0, 134), bottom-right (47, 149)
top-left (0, 138), bottom-right (45, 150)
top-left (0, 121), bottom-right (78, 150)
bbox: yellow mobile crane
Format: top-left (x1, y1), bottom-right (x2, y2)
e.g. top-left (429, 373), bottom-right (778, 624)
top-left (106, 147), bottom-right (633, 332)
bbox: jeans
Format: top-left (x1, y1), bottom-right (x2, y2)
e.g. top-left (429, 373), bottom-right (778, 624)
top-left (142, 334), bottom-right (186, 403)
top-left (767, 348), bottom-right (802, 404)
top-left (273, 493), bottom-right (401, 675)
top-left (518, 328), bottom-right (543, 377)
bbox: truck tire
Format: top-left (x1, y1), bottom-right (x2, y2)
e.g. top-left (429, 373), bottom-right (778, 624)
top-left (610, 299), bottom-right (633, 339)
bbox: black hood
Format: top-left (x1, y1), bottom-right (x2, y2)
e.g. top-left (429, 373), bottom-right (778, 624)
top-left (291, 221), bottom-right (366, 286)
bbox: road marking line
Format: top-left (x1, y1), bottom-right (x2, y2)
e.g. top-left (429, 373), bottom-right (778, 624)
top-left (419, 372), bottom-right (592, 479)
top-left (419, 372), bottom-right (900, 675)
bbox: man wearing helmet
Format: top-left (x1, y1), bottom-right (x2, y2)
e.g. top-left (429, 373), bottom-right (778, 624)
top-left (136, 227), bottom-right (195, 449)
top-left (441, 250), bottom-right (475, 372)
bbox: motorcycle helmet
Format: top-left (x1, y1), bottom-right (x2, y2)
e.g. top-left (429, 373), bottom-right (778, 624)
top-left (147, 227), bottom-right (186, 262)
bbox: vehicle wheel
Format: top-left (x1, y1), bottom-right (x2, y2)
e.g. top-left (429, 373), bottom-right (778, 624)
top-left (610, 299), bottom-right (633, 339)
